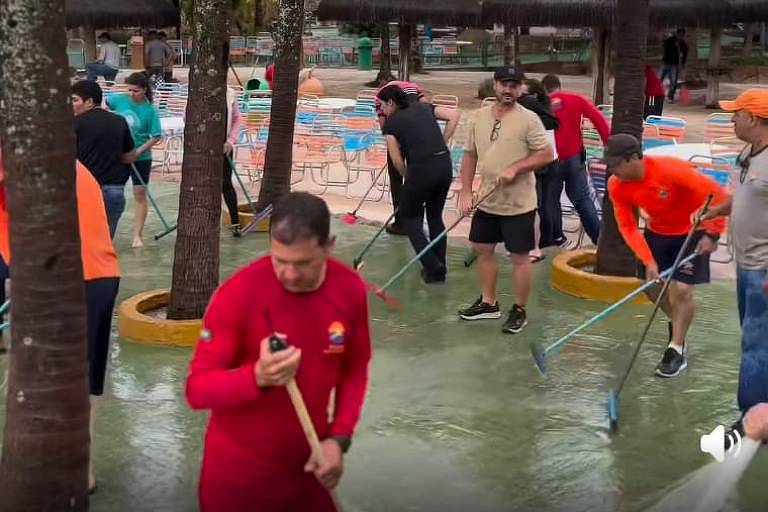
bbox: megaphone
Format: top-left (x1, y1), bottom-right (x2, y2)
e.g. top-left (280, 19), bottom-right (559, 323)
top-left (700, 424), bottom-right (742, 462)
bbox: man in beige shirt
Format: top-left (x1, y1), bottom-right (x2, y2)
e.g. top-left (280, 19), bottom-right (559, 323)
top-left (457, 67), bottom-right (554, 333)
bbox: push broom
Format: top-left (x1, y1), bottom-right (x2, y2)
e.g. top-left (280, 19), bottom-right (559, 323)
top-left (342, 164), bottom-right (390, 225)
top-left (131, 164), bottom-right (177, 240)
top-left (607, 194), bottom-right (713, 431)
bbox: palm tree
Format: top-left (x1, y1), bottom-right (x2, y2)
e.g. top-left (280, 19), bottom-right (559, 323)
top-left (0, 0), bottom-right (90, 508)
top-left (594, 0), bottom-right (649, 276)
top-left (367, 22), bottom-right (396, 87)
top-left (167, 0), bottom-right (231, 320)
top-left (256, 0), bottom-right (305, 208)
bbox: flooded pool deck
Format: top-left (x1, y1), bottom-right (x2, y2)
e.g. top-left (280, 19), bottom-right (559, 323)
top-left (1, 183), bottom-right (764, 512)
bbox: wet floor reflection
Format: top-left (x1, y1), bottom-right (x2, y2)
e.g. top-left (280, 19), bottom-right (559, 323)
top-left (1, 183), bottom-right (765, 511)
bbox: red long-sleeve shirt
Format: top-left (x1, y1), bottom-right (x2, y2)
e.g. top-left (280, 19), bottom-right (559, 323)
top-left (550, 90), bottom-right (611, 161)
top-left (608, 156), bottom-right (729, 266)
top-left (645, 65), bottom-right (665, 97)
top-left (186, 256), bottom-right (371, 512)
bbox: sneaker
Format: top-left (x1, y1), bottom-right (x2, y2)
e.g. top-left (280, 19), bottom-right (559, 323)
top-left (458, 297), bottom-right (501, 320)
top-left (385, 223), bottom-right (407, 236)
top-left (655, 345), bottom-right (687, 378)
top-left (557, 237), bottom-right (578, 250)
top-left (421, 268), bottom-right (446, 284)
top-left (502, 304), bottom-right (528, 334)
top-left (231, 223), bottom-right (242, 238)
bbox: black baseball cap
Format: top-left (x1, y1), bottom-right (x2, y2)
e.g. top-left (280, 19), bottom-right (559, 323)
top-left (604, 134), bottom-right (643, 169)
top-left (494, 66), bottom-right (526, 83)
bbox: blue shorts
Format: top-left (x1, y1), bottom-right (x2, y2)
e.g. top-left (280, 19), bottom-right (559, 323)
top-left (130, 160), bottom-right (153, 187)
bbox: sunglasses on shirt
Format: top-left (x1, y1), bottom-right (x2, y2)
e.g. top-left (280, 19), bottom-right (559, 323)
top-left (490, 120), bottom-right (502, 142)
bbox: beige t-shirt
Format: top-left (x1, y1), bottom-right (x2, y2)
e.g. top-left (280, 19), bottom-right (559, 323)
top-left (469, 103), bottom-right (549, 216)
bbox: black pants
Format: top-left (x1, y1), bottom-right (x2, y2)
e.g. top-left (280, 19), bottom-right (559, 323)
top-left (222, 157), bottom-right (239, 225)
top-left (644, 95), bottom-right (665, 119)
top-left (86, 277), bottom-right (120, 396)
top-left (537, 162), bottom-right (564, 247)
top-left (399, 153), bottom-right (453, 276)
top-left (388, 155), bottom-right (404, 225)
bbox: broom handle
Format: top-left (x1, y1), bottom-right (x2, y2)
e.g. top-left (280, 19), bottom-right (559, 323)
top-left (350, 164), bottom-right (388, 215)
top-left (616, 194), bottom-right (714, 397)
top-left (285, 379), bottom-right (344, 512)
top-left (379, 185), bottom-right (498, 292)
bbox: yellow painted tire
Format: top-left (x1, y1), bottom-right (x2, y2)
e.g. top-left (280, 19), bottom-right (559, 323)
top-left (117, 289), bottom-right (201, 347)
top-left (551, 249), bottom-right (650, 304)
top-left (221, 204), bottom-right (271, 232)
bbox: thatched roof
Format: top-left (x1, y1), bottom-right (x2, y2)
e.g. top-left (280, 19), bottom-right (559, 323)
top-left (317, 0), bottom-right (483, 25)
top-left (318, 0), bottom-right (768, 27)
top-left (66, 0), bottom-right (180, 28)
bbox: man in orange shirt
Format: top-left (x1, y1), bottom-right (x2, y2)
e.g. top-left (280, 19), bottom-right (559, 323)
top-left (606, 134), bottom-right (728, 377)
top-left (0, 155), bottom-right (120, 493)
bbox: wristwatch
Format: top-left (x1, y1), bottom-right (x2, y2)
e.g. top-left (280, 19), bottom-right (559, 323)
top-left (330, 435), bottom-right (351, 453)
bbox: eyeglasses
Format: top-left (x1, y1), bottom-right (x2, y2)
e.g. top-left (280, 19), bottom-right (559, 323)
top-left (490, 120), bottom-right (502, 142)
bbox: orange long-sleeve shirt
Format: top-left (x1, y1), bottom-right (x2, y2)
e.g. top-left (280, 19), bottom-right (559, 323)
top-left (607, 156), bottom-right (728, 266)
top-left (0, 161), bottom-right (119, 280)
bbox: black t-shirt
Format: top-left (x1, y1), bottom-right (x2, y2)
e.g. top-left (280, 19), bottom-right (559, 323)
top-left (74, 108), bottom-right (135, 186)
top-left (382, 102), bottom-right (448, 165)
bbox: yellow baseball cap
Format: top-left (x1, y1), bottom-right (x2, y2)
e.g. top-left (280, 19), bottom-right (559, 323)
top-left (719, 89), bottom-right (768, 118)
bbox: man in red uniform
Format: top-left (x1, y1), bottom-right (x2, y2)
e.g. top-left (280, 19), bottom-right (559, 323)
top-left (606, 134), bottom-right (728, 377)
top-left (186, 192), bottom-right (371, 512)
top-left (542, 74), bottom-right (610, 246)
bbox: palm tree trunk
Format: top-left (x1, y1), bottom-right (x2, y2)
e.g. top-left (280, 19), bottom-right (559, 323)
top-left (256, 0), bottom-right (304, 208)
top-left (591, 28), bottom-right (611, 105)
top-left (706, 28), bottom-right (723, 109)
top-left (503, 23), bottom-right (515, 66)
top-left (595, 0), bottom-right (649, 276)
top-left (167, 0), bottom-right (231, 320)
top-left (367, 22), bottom-right (395, 87)
top-left (0, 0), bottom-right (90, 508)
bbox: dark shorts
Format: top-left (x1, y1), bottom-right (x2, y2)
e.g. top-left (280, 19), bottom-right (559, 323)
top-left (469, 209), bottom-right (536, 255)
top-left (86, 277), bottom-right (120, 395)
top-left (131, 160), bottom-right (153, 187)
top-left (639, 230), bottom-right (710, 285)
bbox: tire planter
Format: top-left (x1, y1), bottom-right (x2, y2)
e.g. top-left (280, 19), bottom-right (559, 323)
top-left (117, 289), bottom-right (201, 347)
top-left (551, 249), bottom-right (650, 305)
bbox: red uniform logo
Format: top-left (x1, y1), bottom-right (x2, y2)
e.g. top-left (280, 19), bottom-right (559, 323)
top-left (325, 321), bottom-right (345, 354)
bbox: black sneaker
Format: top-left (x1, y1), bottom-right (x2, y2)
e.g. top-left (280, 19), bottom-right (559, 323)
top-left (231, 223), bottom-right (242, 237)
top-left (502, 304), bottom-right (528, 334)
top-left (385, 223), bottom-right (407, 236)
top-left (458, 297), bottom-right (501, 320)
top-left (421, 268), bottom-right (446, 284)
top-left (655, 346), bottom-right (687, 378)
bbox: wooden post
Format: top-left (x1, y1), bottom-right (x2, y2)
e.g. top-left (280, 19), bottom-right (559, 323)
top-left (514, 27), bottom-right (521, 66)
top-left (705, 27), bottom-right (722, 108)
top-left (503, 23), bottom-right (513, 66)
top-left (398, 22), bottom-right (411, 81)
top-left (743, 22), bottom-right (758, 56)
top-left (762, 23), bottom-right (767, 53)
top-left (80, 24), bottom-right (96, 62)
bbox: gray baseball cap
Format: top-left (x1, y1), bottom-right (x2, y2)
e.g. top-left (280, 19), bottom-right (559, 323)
top-left (604, 134), bottom-right (643, 169)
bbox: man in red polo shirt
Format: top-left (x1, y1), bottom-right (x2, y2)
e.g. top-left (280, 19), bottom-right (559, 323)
top-left (186, 192), bottom-right (372, 512)
top-left (542, 74), bottom-right (610, 246)
top-left (606, 134), bottom-right (728, 378)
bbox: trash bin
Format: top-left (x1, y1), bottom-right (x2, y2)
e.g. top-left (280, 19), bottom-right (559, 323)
top-left (357, 36), bottom-right (373, 71)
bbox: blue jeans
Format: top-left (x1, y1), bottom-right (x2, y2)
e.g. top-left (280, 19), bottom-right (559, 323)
top-left (85, 63), bottom-right (118, 82)
top-left (101, 185), bottom-right (126, 239)
top-left (659, 64), bottom-right (680, 100)
top-left (737, 267), bottom-right (768, 413)
top-left (556, 156), bottom-right (601, 244)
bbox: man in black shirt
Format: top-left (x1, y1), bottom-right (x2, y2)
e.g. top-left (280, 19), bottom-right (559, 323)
top-left (72, 80), bottom-right (136, 238)
top-left (660, 28), bottom-right (689, 103)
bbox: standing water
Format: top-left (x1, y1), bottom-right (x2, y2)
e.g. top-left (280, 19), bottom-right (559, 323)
top-left (1, 183), bottom-right (766, 511)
